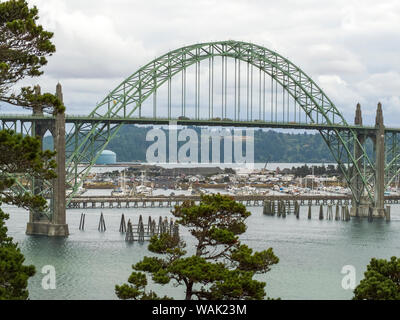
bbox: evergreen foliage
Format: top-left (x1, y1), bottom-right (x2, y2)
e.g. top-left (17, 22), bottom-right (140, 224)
top-left (116, 194), bottom-right (279, 300)
top-left (0, 0), bottom-right (64, 114)
top-left (0, 129), bottom-right (56, 300)
top-left (353, 256), bottom-right (400, 300)
top-left (0, 0), bottom-right (59, 299)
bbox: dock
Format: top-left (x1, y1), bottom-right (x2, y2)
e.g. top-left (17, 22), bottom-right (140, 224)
top-left (68, 194), bottom-right (400, 209)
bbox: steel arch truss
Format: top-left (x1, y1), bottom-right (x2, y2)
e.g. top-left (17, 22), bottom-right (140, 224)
top-left (385, 132), bottom-right (400, 188)
top-left (65, 40), bottom-right (375, 203)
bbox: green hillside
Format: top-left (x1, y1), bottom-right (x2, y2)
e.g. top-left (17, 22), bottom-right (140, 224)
top-left (43, 125), bottom-right (374, 163)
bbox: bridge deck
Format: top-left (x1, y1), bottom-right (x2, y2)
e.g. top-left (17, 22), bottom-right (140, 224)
top-left (2, 114), bottom-right (400, 133)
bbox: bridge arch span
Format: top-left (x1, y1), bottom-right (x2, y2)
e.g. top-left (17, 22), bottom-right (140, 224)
top-left (66, 40), bottom-right (374, 204)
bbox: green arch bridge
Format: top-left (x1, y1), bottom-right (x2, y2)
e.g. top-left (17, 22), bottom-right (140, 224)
top-left (1, 40), bottom-right (399, 236)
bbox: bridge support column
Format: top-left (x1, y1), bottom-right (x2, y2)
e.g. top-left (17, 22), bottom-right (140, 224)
top-left (350, 103), bottom-right (386, 218)
top-left (26, 83), bottom-right (69, 236)
top-left (350, 104), bottom-right (369, 217)
top-left (372, 103), bottom-right (385, 218)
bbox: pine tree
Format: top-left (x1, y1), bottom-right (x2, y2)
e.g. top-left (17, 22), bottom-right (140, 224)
top-left (0, 0), bottom-right (59, 299)
top-left (0, 0), bottom-right (63, 114)
top-left (353, 256), bottom-right (400, 300)
top-left (116, 194), bottom-right (279, 300)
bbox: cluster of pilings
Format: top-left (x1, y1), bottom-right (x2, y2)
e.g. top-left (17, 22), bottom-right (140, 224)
top-left (308, 204), bottom-right (351, 221)
top-left (263, 202), bottom-right (355, 221)
top-left (124, 215), bottom-right (180, 243)
top-left (263, 200), bottom-right (299, 217)
top-left (316, 204), bottom-right (350, 221)
top-left (77, 212), bottom-right (180, 243)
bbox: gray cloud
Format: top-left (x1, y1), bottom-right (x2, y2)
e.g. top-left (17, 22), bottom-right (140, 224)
top-left (7, 0), bottom-right (397, 126)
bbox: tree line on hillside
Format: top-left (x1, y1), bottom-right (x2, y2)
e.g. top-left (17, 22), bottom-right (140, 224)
top-left (44, 125), bottom-right (374, 163)
top-left (286, 164), bottom-right (342, 177)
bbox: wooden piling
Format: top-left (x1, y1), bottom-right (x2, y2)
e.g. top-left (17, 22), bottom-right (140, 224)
top-left (158, 216), bottom-right (163, 234)
top-left (308, 205), bottom-right (312, 219)
top-left (163, 217), bottom-right (169, 233)
top-left (98, 212), bottom-right (106, 232)
top-left (319, 205), bottom-right (324, 220)
top-left (385, 206), bottom-right (391, 222)
top-left (137, 215), bottom-right (143, 233)
top-left (169, 218), bottom-right (174, 235)
top-left (138, 222), bottom-right (145, 243)
top-left (79, 213), bottom-right (85, 230)
top-left (282, 202), bottom-right (286, 218)
top-left (125, 219), bottom-right (134, 242)
top-left (335, 204), bottom-right (340, 221)
top-left (119, 213), bottom-right (126, 233)
top-left (345, 206), bottom-right (351, 221)
top-left (173, 222), bottom-right (180, 241)
top-left (263, 201), bottom-right (268, 215)
top-left (276, 202), bottom-right (280, 217)
top-left (327, 205), bottom-right (333, 220)
top-left (147, 216), bottom-right (152, 234)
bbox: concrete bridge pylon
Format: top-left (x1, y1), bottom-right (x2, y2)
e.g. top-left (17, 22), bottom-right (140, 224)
top-left (373, 102), bottom-right (386, 218)
top-left (350, 102), bottom-right (386, 219)
top-left (26, 83), bottom-right (69, 236)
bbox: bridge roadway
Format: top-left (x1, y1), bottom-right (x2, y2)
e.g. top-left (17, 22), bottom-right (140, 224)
top-left (2, 113), bottom-right (400, 133)
top-left (68, 194), bottom-right (400, 209)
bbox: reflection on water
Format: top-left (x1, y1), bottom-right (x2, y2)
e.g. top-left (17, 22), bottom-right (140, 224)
top-left (4, 203), bottom-right (400, 300)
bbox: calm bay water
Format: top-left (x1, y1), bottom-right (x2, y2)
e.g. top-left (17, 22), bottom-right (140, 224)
top-left (5, 201), bottom-right (400, 300)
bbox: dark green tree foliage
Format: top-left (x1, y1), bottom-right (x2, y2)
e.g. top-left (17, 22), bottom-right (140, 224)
top-left (0, 129), bottom-right (56, 209)
top-left (0, 0), bottom-right (64, 114)
top-left (0, 209), bottom-right (35, 300)
top-left (0, 0), bottom-right (59, 299)
top-left (353, 256), bottom-right (400, 300)
top-left (0, 129), bottom-right (57, 300)
top-left (116, 194), bottom-right (279, 300)
top-left (289, 164), bottom-right (341, 177)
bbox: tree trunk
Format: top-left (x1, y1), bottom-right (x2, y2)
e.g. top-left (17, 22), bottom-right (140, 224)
top-left (185, 281), bottom-right (193, 300)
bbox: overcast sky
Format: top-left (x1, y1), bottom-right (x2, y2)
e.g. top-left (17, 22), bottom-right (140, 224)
top-left (3, 0), bottom-right (400, 126)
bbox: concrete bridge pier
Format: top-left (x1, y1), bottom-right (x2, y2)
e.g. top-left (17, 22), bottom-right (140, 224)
top-left (26, 83), bottom-right (69, 236)
top-left (371, 102), bottom-right (386, 218)
top-left (350, 103), bottom-right (370, 217)
top-left (350, 103), bottom-right (386, 219)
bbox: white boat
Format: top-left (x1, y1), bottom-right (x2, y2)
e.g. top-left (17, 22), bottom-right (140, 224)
top-left (134, 184), bottom-right (153, 196)
top-left (233, 185), bottom-right (258, 195)
top-left (111, 171), bottom-right (131, 197)
top-left (132, 171), bottom-right (153, 196)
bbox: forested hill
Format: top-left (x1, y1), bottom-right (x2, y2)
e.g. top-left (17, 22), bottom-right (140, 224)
top-left (44, 125), bottom-right (373, 163)
top-left (88, 125), bottom-right (338, 163)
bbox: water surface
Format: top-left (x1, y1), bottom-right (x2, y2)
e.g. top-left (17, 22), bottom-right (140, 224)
top-left (5, 201), bottom-right (399, 300)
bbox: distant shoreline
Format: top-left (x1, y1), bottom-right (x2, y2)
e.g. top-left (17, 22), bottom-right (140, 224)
top-left (91, 162), bottom-right (337, 168)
